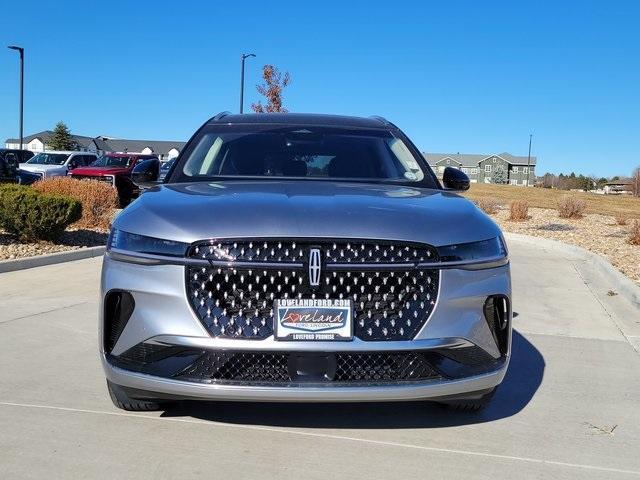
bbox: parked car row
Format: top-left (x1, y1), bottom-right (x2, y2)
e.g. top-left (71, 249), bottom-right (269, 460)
top-left (0, 148), bottom-right (170, 206)
top-left (68, 153), bottom-right (159, 206)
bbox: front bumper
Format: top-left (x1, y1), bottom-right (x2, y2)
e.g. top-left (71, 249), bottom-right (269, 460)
top-left (102, 354), bottom-right (506, 402)
top-left (100, 254), bottom-right (511, 402)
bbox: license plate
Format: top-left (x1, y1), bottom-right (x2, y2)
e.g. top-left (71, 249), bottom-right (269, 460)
top-left (274, 299), bottom-right (353, 341)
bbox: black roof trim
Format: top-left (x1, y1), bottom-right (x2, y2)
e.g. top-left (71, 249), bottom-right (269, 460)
top-left (209, 111), bottom-right (232, 122)
top-left (205, 113), bottom-right (394, 129)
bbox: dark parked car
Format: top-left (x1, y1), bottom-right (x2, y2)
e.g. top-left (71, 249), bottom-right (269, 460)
top-left (102, 113), bottom-right (511, 412)
top-left (158, 157), bottom-right (176, 182)
top-left (68, 153), bottom-right (159, 206)
top-left (0, 148), bottom-right (34, 167)
top-left (0, 149), bottom-right (39, 185)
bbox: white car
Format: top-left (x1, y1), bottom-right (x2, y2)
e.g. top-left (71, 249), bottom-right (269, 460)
top-left (19, 151), bottom-right (98, 179)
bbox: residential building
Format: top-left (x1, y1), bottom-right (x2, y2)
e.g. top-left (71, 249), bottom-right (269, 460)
top-left (423, 152), bottom-right (537, 186)
top-left (602, 181), bottom-right (633, 195)
top-left (5, 131), bottom-right (185, 162)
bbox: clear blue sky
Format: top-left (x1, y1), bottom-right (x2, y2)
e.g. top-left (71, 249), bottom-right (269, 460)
top-left (1, 0), bottom-right (639, 177)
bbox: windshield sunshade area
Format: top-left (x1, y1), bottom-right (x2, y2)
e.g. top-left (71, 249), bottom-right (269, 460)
top-left (91, 155), bottom-right (131, 168)
top-left (26, 153), bottom-right (69, 165)
top-left (179, 127), bottom-right (426, 183)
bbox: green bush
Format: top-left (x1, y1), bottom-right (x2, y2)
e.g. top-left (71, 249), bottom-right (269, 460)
top-left (0, 184), bottom-right (82, 241)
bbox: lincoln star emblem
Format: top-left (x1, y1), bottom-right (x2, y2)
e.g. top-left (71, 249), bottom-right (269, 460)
top-left (308, 248), bottom-right (321, 287)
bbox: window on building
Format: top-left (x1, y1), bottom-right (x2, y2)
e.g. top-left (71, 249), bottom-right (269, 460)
top-left (446, 159), bottom-right (450, 165)
top-left (485, 165), bottom-right (492, 173)
top-left (471, 168), bottom-right (478, 175)
top-left (510, 179), bottom-right (518, 185)
top-left (513, 166), bottom-right (519, 173)
top-left (461, 167), bottom-right (468, 173)
top-left (523, 167), bottom-right (529, 174)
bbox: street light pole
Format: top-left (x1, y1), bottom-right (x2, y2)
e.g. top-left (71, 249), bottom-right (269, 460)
top-left (8, 45), bottom-right (24, 152)
top-left (526, 134), bottom-right (532, 187)
top-left (239, 53), bottom-right (255, 114)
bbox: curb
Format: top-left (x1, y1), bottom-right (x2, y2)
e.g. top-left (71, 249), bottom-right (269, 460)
top-left (0, 246), bottom-right (105, 273)
top-left (504, 232), bottom-right (640, 308)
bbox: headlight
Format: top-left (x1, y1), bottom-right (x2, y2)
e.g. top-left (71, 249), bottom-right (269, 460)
top-left (108, 228), bottom-right (188, 257)
top-left (437, 237), bottom-right (507, 262)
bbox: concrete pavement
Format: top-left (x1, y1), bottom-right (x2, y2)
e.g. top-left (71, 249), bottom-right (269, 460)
top-left (1, 237), bottom-right (639, 479)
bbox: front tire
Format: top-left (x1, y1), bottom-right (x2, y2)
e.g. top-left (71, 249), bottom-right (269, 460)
top-left (107, 380), bottom-right (167, 411)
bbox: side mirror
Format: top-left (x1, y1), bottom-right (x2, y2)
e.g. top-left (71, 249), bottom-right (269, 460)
top-left (131, 158), bottom-right (160, 188)
top-left (442, 166), bottom-right (470, 191)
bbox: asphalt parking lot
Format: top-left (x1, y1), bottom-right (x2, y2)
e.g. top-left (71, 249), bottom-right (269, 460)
top-left (1, 236), bottom-right (639, 479)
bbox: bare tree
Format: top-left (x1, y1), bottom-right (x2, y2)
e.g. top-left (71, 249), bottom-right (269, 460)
top-left (633, 166), bottom-right (640, 197)
top-left (251, 65), bottom-right (291, 113)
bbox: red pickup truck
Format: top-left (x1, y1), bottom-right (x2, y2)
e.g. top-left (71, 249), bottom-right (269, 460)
top-left (69, 153), bottom-right (158, 206)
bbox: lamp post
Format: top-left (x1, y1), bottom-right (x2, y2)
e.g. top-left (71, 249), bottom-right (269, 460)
top-left (239, 53), bottom-right (256, 114)
top-left (7, 45), bottom-right (24, 153)
top-left (526, 134), bottom-right (532, 187)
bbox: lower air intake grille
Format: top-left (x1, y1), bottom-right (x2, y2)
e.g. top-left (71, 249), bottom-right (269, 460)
top-left (174, 351), bottom-right (441, 384)
top-left (334, 352), bottom-right (438, 382)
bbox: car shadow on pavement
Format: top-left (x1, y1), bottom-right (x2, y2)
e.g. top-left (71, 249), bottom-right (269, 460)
top-left (161, 330), bottom-right (544, 428)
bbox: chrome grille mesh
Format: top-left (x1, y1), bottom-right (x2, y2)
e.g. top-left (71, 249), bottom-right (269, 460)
top-left (189, 239), bottom-right (438, 264)
top-left (186, 239), bottom-right (440, 341)
top-left (174, 351), bottom-right (441, 384)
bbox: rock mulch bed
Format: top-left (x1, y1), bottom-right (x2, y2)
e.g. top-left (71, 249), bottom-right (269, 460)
top-left (0, 229), bottom-right (108, 261)
top-left (493, 207), bottom-right (640, 285)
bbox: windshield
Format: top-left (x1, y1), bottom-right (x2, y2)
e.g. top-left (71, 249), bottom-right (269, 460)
top-left (26, 153), bottom-right (69, 165)
top-left (176, 126), bottom-right (427, 184)
top-left (90, 155), bottom-right (131, 167)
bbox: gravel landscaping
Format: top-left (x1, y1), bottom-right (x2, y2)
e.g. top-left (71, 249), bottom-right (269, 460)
top-left (0, 229), bottom-right (108, 261)
top-left (493, 207), bottom-right (640, 285)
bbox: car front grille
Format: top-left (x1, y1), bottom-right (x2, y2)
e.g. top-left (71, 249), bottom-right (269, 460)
top-left (174, 350), bottom-right (441, 384)
top-left (186, 239), bottom-right (440, 341)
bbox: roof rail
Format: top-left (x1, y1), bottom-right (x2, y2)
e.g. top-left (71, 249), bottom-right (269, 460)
top-left (210, 111), bottom-right (232, 122)
top-left (369, 115), bottom-right (393, 127)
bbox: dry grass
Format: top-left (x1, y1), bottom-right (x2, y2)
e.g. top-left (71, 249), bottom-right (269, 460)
top-left (509, 200), bottom-right (529, 221)
top-left (475, 197), bottom-right (501, 215)
top-left (615, 214), bottom-right (628, 225)
top-left (33, 177), bottom-right (118, 230)
top-left (630, 220), bottom-right (640, 246)
top-left (461, 183), bottom-right (640, 219)
top-left (557, 195), bottom-right (586, 219)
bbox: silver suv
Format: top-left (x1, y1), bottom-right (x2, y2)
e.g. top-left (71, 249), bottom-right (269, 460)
top-left (19, 150), bottom-right (97, 178)
top-left (101, 113), bottom-right (511, 412)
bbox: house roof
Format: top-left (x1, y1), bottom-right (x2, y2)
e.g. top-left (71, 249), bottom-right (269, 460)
top-left (95, 138), bottom-right (186, 155)
top-left (604, 181), bottom-right (633, 186)
top-left (6, 131), bottom-right (185, 156)
top-left (6, 130), bottom-right (98, 149)
top-left (423, 152), bottom-right (537, 166)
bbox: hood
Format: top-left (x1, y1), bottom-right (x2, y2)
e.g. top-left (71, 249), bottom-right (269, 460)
top-left (70, 166), bottom-right (129, 176)
top-left (115, 181), bottom-right (501, 247)
top-left (19, 163), bottom-right (66, 173)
